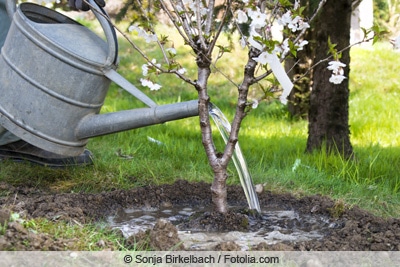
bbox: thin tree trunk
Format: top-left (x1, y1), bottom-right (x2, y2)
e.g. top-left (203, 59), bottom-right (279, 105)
top-left (306, 0), bottom-right (353, 158)
top-left (210, 170), bottom-right (228, 213)
top-left (196, 62), bottom-right (231, 213)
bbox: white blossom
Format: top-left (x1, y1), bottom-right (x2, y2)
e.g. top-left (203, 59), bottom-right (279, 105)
top-left (183, 0), bottom-right (207, 16)
top-left (279, 12), bottom-right (309, 32)
top-left (166, 48), bottom-right (177, 55)
top-left (327, 60), bottom-right (346, 84)
top-left (142, 59), bottom-right (161, 76)
top-left (278, 11), bottom-right (292, 26)
top-left (177, 68), bottom-right (187, 74)
top-left (248, 8), bottom-right (267, 29)
top-left (143, 33), bottom-right (157, 43)
top-left (329, 74), bottom-right (346, 84)
top-left (296, 40), bottom-right (308, 51)
top-left (142, 64), bottom-right (149, 76)
top-left (129, 25), bottom-right (142, 33)
top-left (140, 78), bottom-right (151, 87)
top-left (151, 59), bottom-right (161, 68)
top-left (274, 38), bottom-right (290, 55)
top-left (327, 60), bottom-right (346, 72)
top-left (140, 78), bottom-right (162, 90)
top-left (129, 25), bottom-right (158, 43)
top-left (236, 10), bottom-right (248, 24)
top-left (288, 16), bottom-right (302, 32)
top-left (293, 0), bottom-right (300, 10)
top-left (296, 18), bottom-right (310, 31)
top-left (252, 51), bottom-right (274, 65)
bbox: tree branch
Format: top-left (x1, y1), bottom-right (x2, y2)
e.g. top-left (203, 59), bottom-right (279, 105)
top-left (207, 0), bottom-right (231, 57)
top-left (159, 0), bottom-right (195, 48)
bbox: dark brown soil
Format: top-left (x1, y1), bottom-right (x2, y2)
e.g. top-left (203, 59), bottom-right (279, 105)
top-left (1, 179), bottom-right (400, 251)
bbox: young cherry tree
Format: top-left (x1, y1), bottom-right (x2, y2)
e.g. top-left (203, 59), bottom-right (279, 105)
top-left (121, 0), bottom-right (335, 213)
top-left (34, 0), bottom-right (378, 213)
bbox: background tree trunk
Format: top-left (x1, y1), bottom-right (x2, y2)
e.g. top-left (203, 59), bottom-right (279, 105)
top-left (285, 33), bottom-right (313, 120)
top-left (285, 0), bottom-right (316, 119)
top-left (306, 0), bottom-right (354, 158)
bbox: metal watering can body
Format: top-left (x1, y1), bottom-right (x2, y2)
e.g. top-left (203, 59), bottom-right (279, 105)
top-left (0, 0), bottom-right (198, 156)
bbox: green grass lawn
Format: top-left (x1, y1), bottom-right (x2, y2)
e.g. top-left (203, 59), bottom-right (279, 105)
top-left (1, 25), bottom-right (399, 243)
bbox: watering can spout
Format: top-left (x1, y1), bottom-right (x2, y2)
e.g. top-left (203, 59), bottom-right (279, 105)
top-left (76, 100), bottom-right (199, 140)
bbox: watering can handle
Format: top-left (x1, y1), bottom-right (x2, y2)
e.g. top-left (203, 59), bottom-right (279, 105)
top-left (6, 0), bottom-right (16, 16)
top-left (86, 0), bottom-right (118, 66)
top-left (6, 0), bottom-right (118, 66)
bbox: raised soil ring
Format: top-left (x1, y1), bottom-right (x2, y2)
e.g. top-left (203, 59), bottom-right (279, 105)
top-left (1, 180), bottom-right (400, 251)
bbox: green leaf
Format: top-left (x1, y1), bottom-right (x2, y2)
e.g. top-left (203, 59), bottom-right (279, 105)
top-left (262, 39), bottom-right (280, 53)
top-left (160, 35), bottom-right (169, 43)
top-left (293, 6), bottom-right (306, 16)
top-left (279, 0), bottom-right (292, 7)
top-left (361, 27), bottom-right (369, 39)
top-left (373, 35), bottom-right (379, 45)
top-left (216, 45), bottom-right (232, 53)
top-left (327, 36), bottom-right (338, 58)
top-left (288, 39), bottom-right (297, 57)
top-left (170, 62), bottom-right (180, 70)
top-left (298, 6), bottom-right (306, 16)
top-left (264, 90), bottom-right (275, 98)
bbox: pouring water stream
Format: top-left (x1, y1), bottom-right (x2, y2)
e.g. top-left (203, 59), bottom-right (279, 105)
top-left (208, 103), bottom-right (261, 213)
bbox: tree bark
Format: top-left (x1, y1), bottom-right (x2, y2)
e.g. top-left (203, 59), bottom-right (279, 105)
top-left (285, 41), bottom-right (312, 120)
top-left (285, 0), bottom-right (315, 119)
top-left (306, 0), bottom-right (353, 158)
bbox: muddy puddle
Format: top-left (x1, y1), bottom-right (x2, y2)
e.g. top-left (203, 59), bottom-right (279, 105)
top-left (108, 205), bottom-right (340, 250)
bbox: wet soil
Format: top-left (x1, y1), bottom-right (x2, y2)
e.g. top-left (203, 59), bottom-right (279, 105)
top-left (1, 179), bottom-right (400, 251)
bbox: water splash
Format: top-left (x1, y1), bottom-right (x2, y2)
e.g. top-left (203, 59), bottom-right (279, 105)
top-left (109, 205), bottom-right (332, 251)
top-left (208, 103), bottom-right (261, 213)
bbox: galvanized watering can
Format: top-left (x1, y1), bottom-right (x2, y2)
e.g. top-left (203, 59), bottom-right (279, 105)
top-left (0, 0), bottom-right (198, 156)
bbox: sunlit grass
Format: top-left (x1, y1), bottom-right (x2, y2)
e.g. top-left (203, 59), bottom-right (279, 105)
top-left (10, 216), bottom-right (128, 250)
top-left (349, 43), bottom-right (400, 148)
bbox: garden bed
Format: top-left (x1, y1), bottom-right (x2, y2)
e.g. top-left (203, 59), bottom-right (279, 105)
top-left (1, 180), bottom-right (399, 251)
